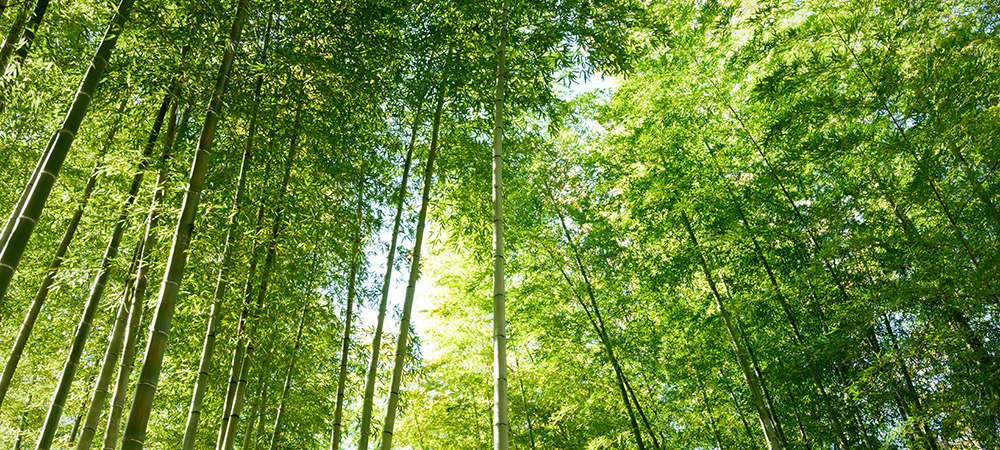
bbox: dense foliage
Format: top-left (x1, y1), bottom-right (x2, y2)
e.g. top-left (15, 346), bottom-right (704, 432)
top-left (0, 0), bottom-right (997, 449)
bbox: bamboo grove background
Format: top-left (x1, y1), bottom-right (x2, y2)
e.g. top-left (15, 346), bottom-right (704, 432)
top-left (0, 0), bottom-right (998, 449)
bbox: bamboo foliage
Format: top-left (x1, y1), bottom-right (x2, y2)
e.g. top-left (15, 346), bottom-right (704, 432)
top-left (0, 0), bottom-right (997, 449)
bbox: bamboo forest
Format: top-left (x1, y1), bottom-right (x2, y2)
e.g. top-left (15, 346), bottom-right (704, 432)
top-left (0, 0), bottom-right (998, 448)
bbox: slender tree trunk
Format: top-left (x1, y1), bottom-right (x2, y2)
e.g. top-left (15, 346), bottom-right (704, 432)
top-left (719, 367), bottom-right (758, 447)
top-left (0, 0), bottom-right (28, 75)
top-left (693, 368), bottom-right (725, 450)
top-left (75, 287), bottom-right (131, 450)
top-left (722, 103), bottom-right (906, 450)
top-left (13, 395), bottom-right (31, 450)
top-left (881, 315), bottom-right (940, 450)
top-left (870, 168), bottom-right (998, 372)
top-left (35, 94), bottom-right (167, 450)
top-left (222, 331), bottom-right (256, 450)
top-left (680, 211), bottom-right (783, 450)
top-left (0, 131), bottom-right (48, 254)
top-left (0, 110), bottom-right (121, 409)
top-left (102, 95), bottom-right (187, 450)
top-left (0, 0), bottom-right (29, 76)
top-left (73, 94), bottom-right (171, 450)
top-left (491, 2), bottom-right (510, 449)
top-left (791, 403), bottom-right (812, 450)
top-left (0, 0), bottom-right (135, 303)
top-left (945, 140), bottom-right (1000, 231)
top-left (213, 153), bottom-right (275, 450)
top-left (737, 320), bottom-right (788, 449)
top-left (267, 307), bottom-right (308, 450)
top-left (220, 125), bottom-right (298, 450)
top-left (65, 372), bottom-right (96, 446)
top-left (241, 352), bottom-right (269, 450)
top-left (828, 15), bottom-right (1000, 237)
top-left (624, 374), bottom-right (661, 449)
top-left (379, 82), bottom-right (446, 450)
top-left (726, 191), bottom-right (850, 449)
top-left (11, 0), bottom-right (49, 65)
top-left (120, 0), bottom-right (249, 446)
top-left (180, 19), bottom-right (271, 443)
top-left (806, 284), bottom-right (878, 450)
top-left (331, 186), bottom-right (365, 450)
top-left (253, 379), bottom-right (270, 450)
top-left (357, 94), bottom-right (424, 450)
top-left (553, 211), bottom-right (649, 449)
top-left (513, 355), bottom-right (537, 450)
top-left (215, 186), bottom-right (268, 450)
top-left (539, 237), bottom-right (645, 450)
top-left (69, 403), bottom-right (85, 444)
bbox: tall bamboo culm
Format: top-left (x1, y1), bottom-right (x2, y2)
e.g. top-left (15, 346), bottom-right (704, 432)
top-left (491, 2), bottom-right (510, 448)
top-left (0, 0), bottom-right (136, 309)
top-left (119, 0), bottom-right (251, 447)
top-left (267, 307), bottom-right (309, 450)
top-left (0, 101), bottom-right (124, 409)
top-left (331, 186), bottom-right (365, 450)
top-left (379, 81), bottom-right (446, 450)
top-left (356, 94), bottom-right (423, 450)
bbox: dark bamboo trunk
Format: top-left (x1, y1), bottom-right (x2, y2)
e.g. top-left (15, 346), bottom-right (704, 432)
top-left (11, 0), bottom-right (49, 65)
top-left (214, 189), bottom-right (268, 450)
top-left (736, 320), bottom-right (789, 449)
top-left (719, 367), bottom-right (758, 447)
top-left (0, 0), bottom-right (29, 110)
top-left (693, 369), bottom-right (725, 450)
top-left (73, 94), bottom-right (171, 450)
top-left (513, 355), bottom-right (537, 450)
